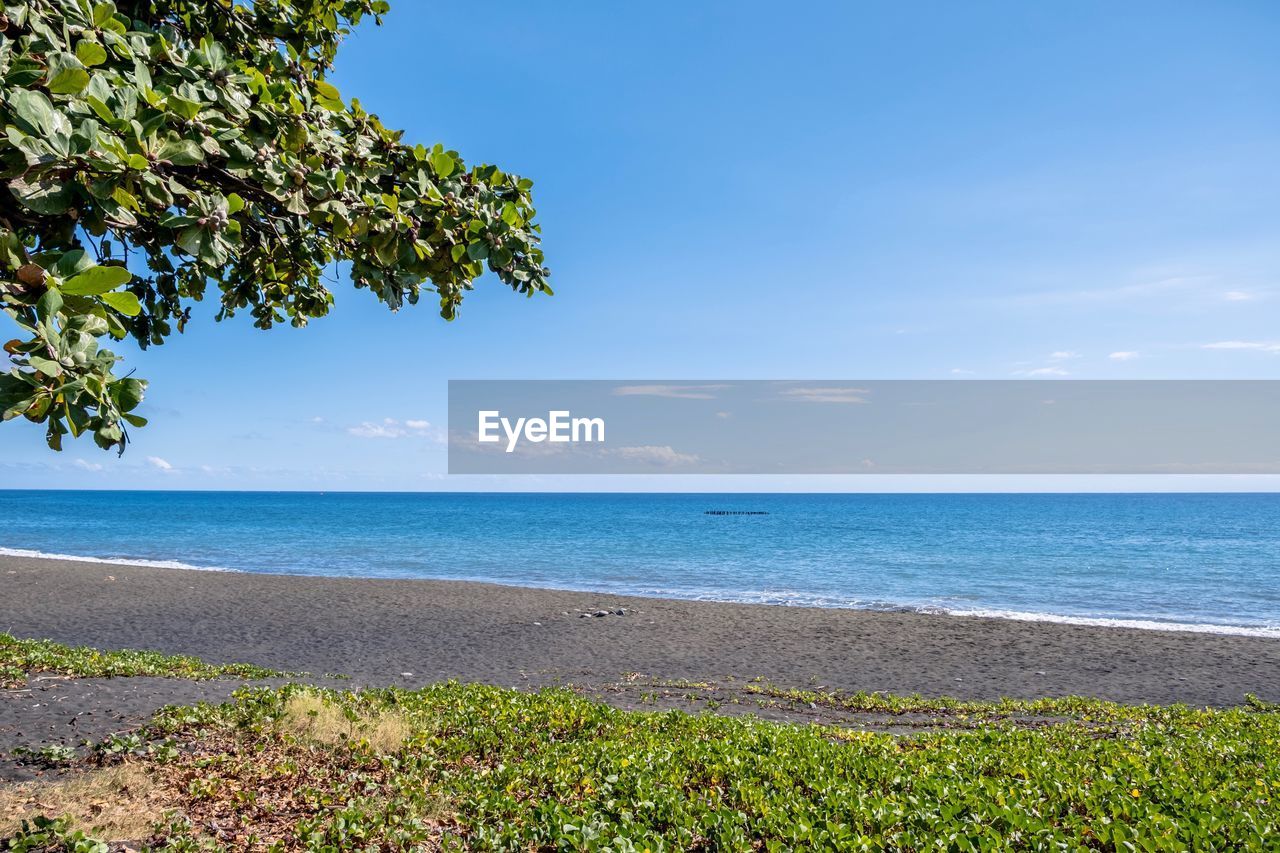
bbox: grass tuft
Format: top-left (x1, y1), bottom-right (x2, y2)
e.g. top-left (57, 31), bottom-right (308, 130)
top-left (281, 690), bottom-right (410, 753)
top-left (0, 633), bottom-right (284, 687)
top-left (0, 765), bottom-right (161, 841)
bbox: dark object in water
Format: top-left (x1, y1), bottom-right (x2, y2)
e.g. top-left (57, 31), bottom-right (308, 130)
top-left (704, 510), bottom-right (770, 515)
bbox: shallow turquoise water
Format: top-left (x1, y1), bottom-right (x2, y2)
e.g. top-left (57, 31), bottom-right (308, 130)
top-left (2, 491), bottom-right (1277, 635)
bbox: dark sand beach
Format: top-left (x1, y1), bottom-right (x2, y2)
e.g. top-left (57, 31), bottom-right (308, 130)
top-left (3, 552), bottom-right (1278, 703)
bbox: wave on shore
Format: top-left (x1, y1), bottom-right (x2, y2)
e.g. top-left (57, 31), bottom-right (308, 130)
top-left (0, 546), bottom-right (239, 574)
top-left (933, 606), bottom-right (1280, 639)
top-left (629, 585), bottom-right (1280, 638)
top-left (4, 545), bottom-right (1277, 639)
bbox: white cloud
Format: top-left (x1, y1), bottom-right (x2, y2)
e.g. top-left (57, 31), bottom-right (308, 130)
top-left (715, 411), bottom-right (732, 418)
top-left (1013, 367), bottom-right (1070, 377)
top-left (347, 418), bottom-right (440, 439)
top-left (779, 386), bottom-right (869, 404)
top-left (146, 456), bottom-right (173, 471)
top-left (603, 445), bottom-right (701, 466)
top-left (1002, 274), bottom-right (1204, 308)
top-left (1224, 291), bottom-right (1255, 302)
top-left (452, 429), bottom-right (574, 457)
top-left (1048, 351), bottom-right (1080, 360)
top-left (73, 459), bottom-right (103, 472)
top-left (612, 384), bottom-right (729, 399)
top-left (949, 368), bottom-right (975, 376)
top-left (1108, 351), bottom-right (1140, 361)
top-left (459, 434), bottom-right (700, 466)
top-left (1202, 341), bottom-right (1280, 353)
top-left (348, 421), bottom-right (401, 439)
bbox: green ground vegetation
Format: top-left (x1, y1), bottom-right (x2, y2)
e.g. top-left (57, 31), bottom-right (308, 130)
top-left (5, 680), bottom-right (1277, 850)
top-left (0, 632), bottom-right (282, 687)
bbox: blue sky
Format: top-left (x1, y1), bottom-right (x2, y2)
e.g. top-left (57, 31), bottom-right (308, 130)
top-left (3, 1), bottom-right (1279, 490)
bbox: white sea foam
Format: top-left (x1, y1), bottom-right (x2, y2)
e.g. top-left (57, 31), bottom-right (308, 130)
top-left (930, 606), bottom-right (1280, 639)
top-left (0, 546), bottom-right (238, 573)
top-left (596, 583), bottom-right (1280, 637)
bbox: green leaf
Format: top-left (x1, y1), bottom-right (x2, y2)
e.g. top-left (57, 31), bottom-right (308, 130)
top-left (502, 205), bottom-right (524, 228)
top-left (76, 41), bottom-right (110, 67)
top-left (111, 186), bottom-right (140, 211)
top-left (10, 177), bottom-right (73, 215)
top-left (132, 59), bottom-right (153, 94)
top-left (167, 95), bottom-right (203, 120)
top-left (373, 235), bottom-right (399, 266)
top-left (28, 356), bottom-right (63, 377)
top-left (84, 95), bottom-right (116, 123)
top-left (47, 53), bottom-right (91, 95)
top-left (314, 79), bottom-right (343, 110)
top-left (139, 175), bottom-right (174, 208)
top-left (0, 231), bottom-right (26, 270)
top-left (105, 313), bottom-right (127, 339)
top-left (157, 138), bottom-right (205, 165)
top-left (37, 289), bottom-right (63, 320)
top-left (226, 193), bottom-right (245, 214)
top-left (92, 1), bottom-right (118, 27)
top-left (7, 90), bottom-right (65, 138)
top-left (53, 249), bottom-right (93, 278)
top-left (466, 240), bottom-right (489, 261)
top-left (65, 403), bottom-right (89, 437)
top-left (176, 227), bottom-right (204, 256)
top-left (429, 150), bottom-right (456, 179)
top-left (101, 291), bottom-right (142, 316)
top-left (0, 379), bottom-right (36, 420)
top-left (114, 377), bottom-right (146, 411)
top-left (62, 265), bottom-right (132, 296)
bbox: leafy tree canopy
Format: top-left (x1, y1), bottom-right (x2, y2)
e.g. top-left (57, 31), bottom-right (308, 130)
top-left (0, 0), bottom-right (550, 453)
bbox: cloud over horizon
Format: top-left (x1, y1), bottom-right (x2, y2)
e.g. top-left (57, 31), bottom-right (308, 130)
top-left (1013, 367), bottom-right (1070, 377)
top-left (347, 418), bottom-right (442, 440)
top-left (779, 387), bottom-right (870, 404)
top-left (1202, 341), bottom-right (1280, 354)
top-left (612, 384), bottom-right (730, 400)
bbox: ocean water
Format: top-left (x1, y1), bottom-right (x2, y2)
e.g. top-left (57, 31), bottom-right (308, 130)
top-left (1, 491), bottom-right (1278, 637)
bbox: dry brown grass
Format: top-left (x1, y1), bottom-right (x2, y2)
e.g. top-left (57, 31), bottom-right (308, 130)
top-left (2, 694), bottom-right (414, 849)
top-left (0, 764), bottom-right (163, 841)
top-left (281, 691), bottom-right (409, 754)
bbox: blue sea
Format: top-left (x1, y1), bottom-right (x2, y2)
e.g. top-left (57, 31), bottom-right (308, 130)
top-left (1, 491), bottom-right (1277, 637)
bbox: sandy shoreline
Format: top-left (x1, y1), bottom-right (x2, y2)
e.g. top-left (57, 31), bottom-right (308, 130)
top-left (2, 553), bottom-right (1278, 707)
